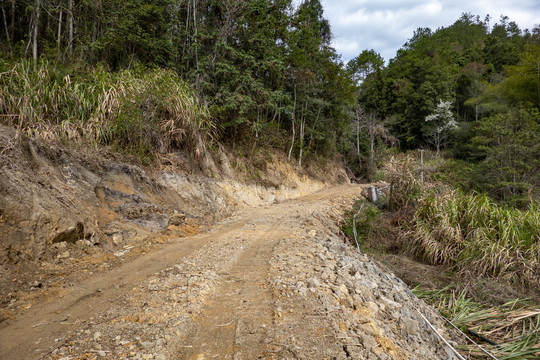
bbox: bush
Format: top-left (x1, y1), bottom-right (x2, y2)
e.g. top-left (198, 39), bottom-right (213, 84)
top-left (407, 190), bottom-right (540, 288)
top-left (0, 60), bottom-right (213, 160)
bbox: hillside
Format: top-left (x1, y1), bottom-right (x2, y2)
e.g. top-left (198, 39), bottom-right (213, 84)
top-left (1, 1), bottom-right (539, 359)
top-left (0, 126), bottom-right (464, 359)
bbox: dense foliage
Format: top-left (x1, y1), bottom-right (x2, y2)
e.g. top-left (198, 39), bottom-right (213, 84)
top-left (1, 4), bottom-right (538, 204)
top-left (358, 14), bottom-right (540, 205)
top-left (0, 0), bottom-right (355, 164)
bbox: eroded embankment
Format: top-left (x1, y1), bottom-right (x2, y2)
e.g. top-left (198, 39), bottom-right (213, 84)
top-left (0, 126), bottom-right (461, 360)
top-left (0, 125), bottom-right (340, 321)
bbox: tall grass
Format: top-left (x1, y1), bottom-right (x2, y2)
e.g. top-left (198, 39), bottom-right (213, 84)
top-left (0, 59), bottom-right (213, 160)
top-left (407, 190), bottom-right (540, 288)
top-left (415, 287), bottom-right (540, 359)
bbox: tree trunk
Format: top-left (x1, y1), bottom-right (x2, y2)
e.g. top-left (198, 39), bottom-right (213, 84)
top-left (298, 114), bottom-right (305, 167)
top-left (33, 0), bottom-right (40, 71)
top-left (9, 0), bottom-right (13, 35)
top-left (1, 0), bottom-right (11, 52)
top-left (67, 0), bottom-right (73, 57)
top-left (192, 0), bottom-right (198, 70)
top-left (288, 86), bottom-right (297, 161)
top-left (356, 119), bottom-right (361, 163)
top-left (369, 129), bottom-right (375, 179)
top-left (298, 100), bottom-right (308, 167)
top-left (308, 106), bottom-right (322, 149)
top-left (57, 9), bottom-right (63, 61)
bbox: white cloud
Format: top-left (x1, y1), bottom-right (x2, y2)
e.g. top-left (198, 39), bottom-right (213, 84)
top-left (319, 0), bottom-right (540, 62)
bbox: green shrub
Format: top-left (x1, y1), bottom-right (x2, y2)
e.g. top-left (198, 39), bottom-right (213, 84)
top-left (0, 59), bottom-right (213, 160)
top-left (407, 190), bottom-right (540, 288)
top-left (342, 200), bottom-right (383, 251)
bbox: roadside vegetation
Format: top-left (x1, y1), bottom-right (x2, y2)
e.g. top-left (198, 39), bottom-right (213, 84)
top-left (415, 287), bottom-right (540, 360)
top-left (342, 153), bottom-right (540, 359)
top-left (0, 60), bottom-right (212, 162)
top-left (408, 190), bottom-right (539, 289)
top-left (1, 0), bottom-right (355, 167)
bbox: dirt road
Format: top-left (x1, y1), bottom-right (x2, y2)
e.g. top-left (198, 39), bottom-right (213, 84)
top-left (0, 185), bottom-right (458, 359)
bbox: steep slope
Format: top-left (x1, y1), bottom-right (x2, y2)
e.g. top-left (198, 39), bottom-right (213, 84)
top-left (0, 125), bottom-right (340, 316)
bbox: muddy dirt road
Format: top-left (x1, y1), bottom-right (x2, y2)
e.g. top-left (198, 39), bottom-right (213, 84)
top-left (0, 185), bottom-right (458, 359)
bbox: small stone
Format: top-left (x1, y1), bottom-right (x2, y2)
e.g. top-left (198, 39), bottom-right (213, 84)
top-left (112, 234), bottom-right (123, 246)
top-left (169, 213), bottom-right (186, 226)
top-left (141, 341), bottom-right (154, 350)
top-left (156, 338), bottom-right (167, 347)
top-left (55, 242), bottom-right (68, 250)
top-left (308, 278), bottom-right (321, 288)
top-left (57, 251), bottom-right (70, 260)
top-left (94, 331), bottom-right (102, 341)
top-left (98, 350), bottom-right (106, 357)
top-left (338, 284), bottom-right (349, 296)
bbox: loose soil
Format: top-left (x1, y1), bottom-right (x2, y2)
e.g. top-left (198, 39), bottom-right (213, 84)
top-left (1, 127), bottom-right (463, 359)
top-left (1, 185), bottom-right (460, 359)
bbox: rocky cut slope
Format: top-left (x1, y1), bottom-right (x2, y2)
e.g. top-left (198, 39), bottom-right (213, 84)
top-left (0, 124), bottom-right (342, 316)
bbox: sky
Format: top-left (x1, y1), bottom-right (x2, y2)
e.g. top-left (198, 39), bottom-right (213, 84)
top-left (317, 0), bottom-right (540, 63)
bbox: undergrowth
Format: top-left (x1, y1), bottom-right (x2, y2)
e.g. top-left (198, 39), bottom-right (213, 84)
top-left (379, 153), bottom-right (540, 290)
top-left (408, 191), bottom-right (540, 288)
top-left (343, 153), bottom-right (540, 359)
top-left (0, 59), bottom-right (213, 162)
top-left (341, 200), bottom-right (383, 252)
top-left (415, 287), bottom-right (540, 359)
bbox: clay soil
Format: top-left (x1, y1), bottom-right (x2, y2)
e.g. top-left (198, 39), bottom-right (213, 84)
top-left (0, 185), bottom-right (460, 360)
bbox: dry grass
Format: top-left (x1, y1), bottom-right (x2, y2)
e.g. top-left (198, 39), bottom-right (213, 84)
top-left (380, 154), bottom-right (540, 289)
top-left (406, 190), bottom-right (540, 289)
top-left (415, 287), bottom-right (540, 359)
top-left (383, 154), bottom-right (424, 210)
top-left (0, 60), bottom-right (213, 160)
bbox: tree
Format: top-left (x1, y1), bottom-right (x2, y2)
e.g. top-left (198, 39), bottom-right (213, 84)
top-left (287, 0), bottom-right (331, 165)
top-left (472, 107), bottom-right (540, 205)
top-left (458, 62), bottom-right (489, 121)
top-left (505, 43), bottom-right (540, 108)
top-left (354, 106), bottom-right (397, 179)
top-left (347, 49), bottom-right (384, 83)
top-left (424, 100), bottom-right (458, 156)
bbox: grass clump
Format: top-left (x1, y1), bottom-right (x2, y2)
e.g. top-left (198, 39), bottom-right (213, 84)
top-left (415, 287), bottom-right (540, 359)
top-left (407, 191), bottom-right (540, 289)
top-left (0, 59), bottom-right (213, 161)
